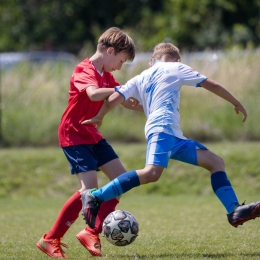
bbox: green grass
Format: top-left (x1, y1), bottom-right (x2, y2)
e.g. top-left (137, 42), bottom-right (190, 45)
top-left (1, 142), bottom-right (260, 259)
top-left (1, 142), bottom-right (260, 199)
top-left (1, 194), bottom-right (260, 259)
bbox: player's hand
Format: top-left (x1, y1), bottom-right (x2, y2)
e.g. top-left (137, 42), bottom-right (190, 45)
top-left (234, 103), bottom-right (247, 122)
top-left (123, 97), bottom-right (140, 108)
top-left (81, 117), bottom-right (103, 129)
top-left (129, 97), bottom-right (140, 106)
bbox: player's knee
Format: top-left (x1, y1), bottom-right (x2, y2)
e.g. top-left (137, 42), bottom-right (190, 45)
top-left (139, 165), bottom-right (164, 184)
top-left (150, 172), bottom-right (161, 182)
top-left (210, 155), bottom-right (225, 172)
top-left (143, 170), bottom-right (162, 183)
top-left (219, 156), bottom-right (225, 168)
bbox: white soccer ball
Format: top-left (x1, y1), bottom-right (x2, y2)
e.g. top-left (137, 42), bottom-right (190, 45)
top-left (102, 210), bottom-right (139, 246)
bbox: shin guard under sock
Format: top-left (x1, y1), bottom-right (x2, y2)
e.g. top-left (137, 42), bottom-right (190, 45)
top-left (46, 191), bottom-right (82, 239)
top-left (211, 171), bottom-right (239, 213)
top-left (92, 170), bottom-right (140, 201)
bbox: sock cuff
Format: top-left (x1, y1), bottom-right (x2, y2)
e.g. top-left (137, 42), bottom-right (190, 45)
top-left (85, 226), bottom-right (98, 235)
top-left (117, 170), bottom-right (140, 193)
top-left (211, 171), bottom-right (231, 192)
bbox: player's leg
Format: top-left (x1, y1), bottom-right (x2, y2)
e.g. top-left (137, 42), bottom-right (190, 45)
top-left (170, 139), bottom-right (239, 215)
top-left (84, 132), bottom-right (168, 202)
top-left (37, 170), bottom-right (97, 258)
top-left (197, 148), bottom-right (260, 227)
top-left (172, 139), bottom-right (260, 228)
top-left (37, 145), bottom-right (100, 258)
top-left (82, 164), bottom-right (164, 228)
top-left (81, 139), bottom-right (140, 228)
top-left (196, 149), bottom-right (239, 214)
top-left (70, 141), bottom-right (112, 256)
top-left (81, 133), bottom-right (169, 228)
top-left (76, 170), bottom-right (103, 257)
top-left (82, 159), bottom-right (125, 234)
top-left (78, 139), bottom-right (127, 256)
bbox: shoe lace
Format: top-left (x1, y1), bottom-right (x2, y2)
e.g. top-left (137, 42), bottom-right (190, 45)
top-left (51, 238), bottom-right (69, 253)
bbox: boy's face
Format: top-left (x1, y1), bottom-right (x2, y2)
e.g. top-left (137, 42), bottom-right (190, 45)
top-left (104, 48), bottom-right (128, 72)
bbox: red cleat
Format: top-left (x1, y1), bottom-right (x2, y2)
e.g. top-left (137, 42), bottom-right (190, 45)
top-left (76, 229), bottom-right (102, 257)
top-left (36, 234), bottom-right (68, 258)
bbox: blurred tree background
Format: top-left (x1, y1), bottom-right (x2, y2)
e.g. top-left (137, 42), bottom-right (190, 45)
top-left (1, 0), bottom-right (260, 54)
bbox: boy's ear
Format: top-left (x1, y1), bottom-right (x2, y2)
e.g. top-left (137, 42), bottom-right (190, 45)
top-left (107, 47), bottom-right (114, 55)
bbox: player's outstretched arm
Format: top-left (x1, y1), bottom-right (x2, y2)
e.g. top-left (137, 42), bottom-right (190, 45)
top-left (200, 78), bottom-right (247, 122)
top-left (81, 91), bottom-right (124, 128)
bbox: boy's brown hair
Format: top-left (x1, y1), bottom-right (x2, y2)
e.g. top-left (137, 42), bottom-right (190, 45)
top-left (97, 27), bottom-right (135, 62)
top-left (151, 43), bottom-right (181, 64)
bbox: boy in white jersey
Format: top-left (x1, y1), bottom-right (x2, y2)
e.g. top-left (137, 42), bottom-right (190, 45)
top-left (81, 43), bottom-right (260, 230)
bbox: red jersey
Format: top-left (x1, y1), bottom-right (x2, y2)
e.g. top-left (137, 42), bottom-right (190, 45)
top-left (58, 58), bottom-right (120, 147)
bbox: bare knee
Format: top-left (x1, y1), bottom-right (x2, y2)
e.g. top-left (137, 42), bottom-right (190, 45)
top-left (209, 155), bottom-right (225, 173)
top-left (137, 165), bottom-right (164, 184)
top-left (197, 150), bottom-right (225, 173)
top-left (141, 172), bottom-right (161, 184)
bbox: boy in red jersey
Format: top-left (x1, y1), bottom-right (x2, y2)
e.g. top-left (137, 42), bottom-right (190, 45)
top-left (36, 27), bottom-right (142, 258)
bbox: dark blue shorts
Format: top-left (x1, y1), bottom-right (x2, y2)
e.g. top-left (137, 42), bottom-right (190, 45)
top-left (62, 139), bottom-right (119, 174)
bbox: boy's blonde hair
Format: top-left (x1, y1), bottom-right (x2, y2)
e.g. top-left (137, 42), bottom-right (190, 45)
top-left (98, 27), bottom-right (135, 62)
top-left (151, 43), bottom-right (181, 63)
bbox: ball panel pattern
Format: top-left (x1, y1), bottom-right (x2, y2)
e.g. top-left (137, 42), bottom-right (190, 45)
top-left (102, 210), bottom-right (139, 246)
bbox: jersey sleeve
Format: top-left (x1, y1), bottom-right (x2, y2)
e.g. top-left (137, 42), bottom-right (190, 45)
top-left (73, 67), bottom-right (98, 91)
top-left (178, 63), bottom-right (207, 87)
top-left (116, 75), bottom-right (139, 101)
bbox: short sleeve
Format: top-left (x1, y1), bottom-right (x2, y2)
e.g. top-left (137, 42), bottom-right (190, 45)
top-left (73, 67), bottom-right (99, 91)
top-left (178, 63), bottom-right (207, 87)
top-left (117, 75), bottom-right (139, 101)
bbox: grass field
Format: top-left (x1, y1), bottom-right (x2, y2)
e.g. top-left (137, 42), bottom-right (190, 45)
top-left (1, 142), bottom-right (260, 199)
top-left (1, 142), bottom-right (260, 259)
top-left (1, 194), bottom-right (260, 260)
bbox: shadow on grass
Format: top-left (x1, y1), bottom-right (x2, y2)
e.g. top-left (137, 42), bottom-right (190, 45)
top-left (107, 252), bottom-right (260, 258)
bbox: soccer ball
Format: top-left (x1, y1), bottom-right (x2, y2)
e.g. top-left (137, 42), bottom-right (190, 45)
top-left (102, 210), bottom-right (139, 246)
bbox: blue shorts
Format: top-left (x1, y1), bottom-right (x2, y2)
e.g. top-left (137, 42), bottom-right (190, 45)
top-left (146, 133), bottom-right (208, 168)
top-left (62, 139), bottom-right (119, 174)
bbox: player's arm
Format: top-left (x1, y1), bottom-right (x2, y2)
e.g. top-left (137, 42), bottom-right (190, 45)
top-left (200, 78), bottom-right (247, 122)
top-left (81, 91), bottom-right (124, 128)
top-left (121, 98), bottom-right (144, 112)
top-left (86, 85), bottom-right (115, 101)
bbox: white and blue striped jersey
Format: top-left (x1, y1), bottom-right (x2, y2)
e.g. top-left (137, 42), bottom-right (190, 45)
top-left (117, 61), bottom-right (207, 140)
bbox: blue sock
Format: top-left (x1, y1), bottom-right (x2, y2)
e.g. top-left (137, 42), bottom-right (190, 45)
top-left (211, 171), bottom-right (239, 214)
top-left (92, 170), bottom-right (140, 202)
